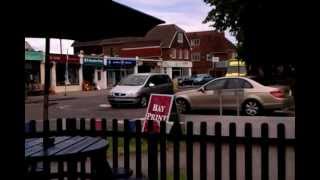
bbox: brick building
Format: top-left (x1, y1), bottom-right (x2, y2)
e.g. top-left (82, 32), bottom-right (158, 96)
top-left (186, 31), bottom-right (236, 76)
top-left (73, 24), bottom-right (192, 80)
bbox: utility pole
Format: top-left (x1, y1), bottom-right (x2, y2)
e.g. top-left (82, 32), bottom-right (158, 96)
top-left (43, 38), bottom-right (50, 122)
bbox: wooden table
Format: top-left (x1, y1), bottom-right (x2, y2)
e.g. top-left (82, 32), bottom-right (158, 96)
top-left (25, 136), bottom-right (111, 179)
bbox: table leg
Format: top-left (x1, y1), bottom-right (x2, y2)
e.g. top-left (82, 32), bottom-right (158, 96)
top-left (91, 149), bottom-right (112, 180)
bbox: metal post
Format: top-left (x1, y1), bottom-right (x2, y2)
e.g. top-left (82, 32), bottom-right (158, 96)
top-left (43, 37), bottom-right (50, 121)
top-left (219, 90), bottom-right (223, 116)
top-left (236, 90), bottom-right (240, 116)
top-left (65, 49), bottom-right (69, 96)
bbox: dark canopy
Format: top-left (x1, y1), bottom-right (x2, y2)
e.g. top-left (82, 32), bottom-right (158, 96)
top-left (24, 1), bottom-right (164, 41)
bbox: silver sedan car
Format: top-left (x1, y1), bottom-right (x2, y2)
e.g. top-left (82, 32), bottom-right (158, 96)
top-left (175, 77), bottom-right (294, 116)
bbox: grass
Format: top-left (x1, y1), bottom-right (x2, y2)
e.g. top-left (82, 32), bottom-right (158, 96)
top-left (166, 172), bottom-right (187, 180)
top-left (105, 137), bottom-right (149, 157)
top-left (104, 137), bottom-right (187, 158)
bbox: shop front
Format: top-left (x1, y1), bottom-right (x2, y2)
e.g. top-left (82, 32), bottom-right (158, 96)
top-left (137, 58), bottom-right (162, 73)
top-left (49, 54), bottom-right (82, 93)
top-left (25, 51), bottom-right (44, 94)
top-left (82, 56), bottom-right (107, 90)
top-left (161, 60), bottom-right (192, 79)
top-left (105, 57), bottom-right (136, 87)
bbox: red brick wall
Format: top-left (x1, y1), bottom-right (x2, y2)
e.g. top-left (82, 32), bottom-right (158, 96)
top-left (187, 31), bottom-right (236, 75)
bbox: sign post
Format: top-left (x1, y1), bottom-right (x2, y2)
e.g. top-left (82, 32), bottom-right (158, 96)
top-left (142, 94), bottom-right (176, 133)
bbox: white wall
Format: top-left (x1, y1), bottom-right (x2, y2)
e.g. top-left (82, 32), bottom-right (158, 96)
top-left (94, 69), bottom-right (107, 90)
top-left (50, 62), bottom-right (56, 91)
top-left (40, 62), bottom-right (45, 85)
top-left (54, 85), bottom-right (82, 93)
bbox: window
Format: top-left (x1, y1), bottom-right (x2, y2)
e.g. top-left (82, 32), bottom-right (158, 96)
top-left (171, 49), bottom-right (176, 59)
top-left (184, 49), bottom-right (189, 59)
top-left (179, 49), bottom-right (183, 59)
top-left (205, 79), bottom-right (227, 90)
top-left (148, 75), bottom-right (166, 86)
top-left (177, 33), bottom-right (183, 43)
top-left (97, 71), bottom-right (101, 81)
top-left (226, 79), bottom-right (241, 89)
top-left (240, 79), bottom-right (253, 88)
top-left (191, 53), bottom-right (200, 61)
top-left (206, 53), bottom-right (212, 61)
top-left (56, 64), bottom-right (80, 86)
top-left (191, 39), bottom-right (200, 47)
top-left (226, 78), bottom-right (253, 89)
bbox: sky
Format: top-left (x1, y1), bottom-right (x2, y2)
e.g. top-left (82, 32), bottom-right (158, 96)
top-left (25, 0), bottom-right (236, 54)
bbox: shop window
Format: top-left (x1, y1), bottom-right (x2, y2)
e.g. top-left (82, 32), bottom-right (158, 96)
top-left (177, 33), bottom-right (183, 43)
top-left (98, 71), bottom-right (101, 81)
top-left (56, 63), bottom-right (79, 86)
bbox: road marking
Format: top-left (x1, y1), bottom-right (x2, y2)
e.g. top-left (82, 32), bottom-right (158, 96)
top-left (58, 105), bottom-right (71, 109)
top-left (99, 104), bottom-right (111, 108)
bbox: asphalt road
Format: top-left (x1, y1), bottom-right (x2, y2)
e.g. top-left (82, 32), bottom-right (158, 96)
top-left (25, 88), bottom-right (294, 122)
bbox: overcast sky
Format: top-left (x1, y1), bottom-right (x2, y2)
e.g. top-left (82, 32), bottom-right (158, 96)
top-left (25, 0), bottom-right (236, 54)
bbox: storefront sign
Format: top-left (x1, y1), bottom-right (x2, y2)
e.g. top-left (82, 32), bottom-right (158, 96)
top-left (25, 51), bottom-right (44, 61)
top-left (83, 57), bottom-right (104, 66)
top-left (105, 57), bottom-right (136, 67)
top-left (162, 61), bottom-right (192, 68)
top-left (49, 54), bottom-right (80, 64)
top-left (142, 94), bottom-right (174, 132)
top-left (229, 60), bottom-right (245, 66)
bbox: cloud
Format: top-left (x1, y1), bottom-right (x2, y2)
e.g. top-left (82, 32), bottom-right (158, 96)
top-left (116, 0), bottom-right (195, 7)
top-left (115, 0), bottom-right (237, 44)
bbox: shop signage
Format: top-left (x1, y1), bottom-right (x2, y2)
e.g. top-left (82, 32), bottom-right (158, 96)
top-left (229, 60), bottom-right (245, 66)
top-left (83, 57), bottom-right (104, 66)
top-left (25, 51), bottom-right (44, 61)
top-left (162, 61), bottom-right (192, 68)
top-left (142, 94), bottom-right (174, 132)
top-left (49, 54), bottom-right (80, 64)
top-left (105, 57), bottom-right (136, 67)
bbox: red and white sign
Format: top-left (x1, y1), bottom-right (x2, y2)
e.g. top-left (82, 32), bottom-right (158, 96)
top-left (49, 54), bottom-right (80, 64)
top-left (142, 94), bottom-right (174, 133)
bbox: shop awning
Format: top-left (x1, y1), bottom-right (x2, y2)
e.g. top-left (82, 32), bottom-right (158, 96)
top-left (25, 51), bottom-right (44, 61)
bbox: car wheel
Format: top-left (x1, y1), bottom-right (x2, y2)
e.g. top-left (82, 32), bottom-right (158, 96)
top-left (176, 98), bottom-right (190, 114)
top-left (242, 100), bottom-right (263, 116)
top-left (139, 96), bottom-right (148, 108)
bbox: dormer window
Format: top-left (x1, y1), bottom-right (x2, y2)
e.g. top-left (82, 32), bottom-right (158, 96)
top-left (177, 33), bottom-right (183, 43)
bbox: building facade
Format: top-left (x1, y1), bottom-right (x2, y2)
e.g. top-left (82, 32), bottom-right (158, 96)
top-left (186, 31), bottom-right (236, 76)
top-left (73, 24), bottom-right (193, 80)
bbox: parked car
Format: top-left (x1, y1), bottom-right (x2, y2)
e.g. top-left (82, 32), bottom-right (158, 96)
top-left (108, 73), bottom-right (174, 107)
top-left (192, 74), bottom-right (215, 85)
top-left (175, 77), bottom-right (293, 116)
top-left (174, 76), bottom-right (190, 86)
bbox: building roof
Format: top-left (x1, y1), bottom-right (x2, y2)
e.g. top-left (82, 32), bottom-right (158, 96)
top-left (186, 30), bottom-right (236, 52)
top-left (72, 24), bottom-right (186, 48)
top-left (25, 41), bottom-right (34, 51)
top-left (145, 24), bottom-right (185, 48)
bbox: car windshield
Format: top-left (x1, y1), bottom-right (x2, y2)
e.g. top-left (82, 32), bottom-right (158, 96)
top-left (118, 75), bottom-right (148, 86)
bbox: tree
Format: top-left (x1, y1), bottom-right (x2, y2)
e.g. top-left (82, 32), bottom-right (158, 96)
top-left (203, 0), bottom-right (295, 84)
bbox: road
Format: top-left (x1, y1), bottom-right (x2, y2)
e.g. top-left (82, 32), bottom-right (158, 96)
top-left (25, 88), bottom-right (294, 122)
